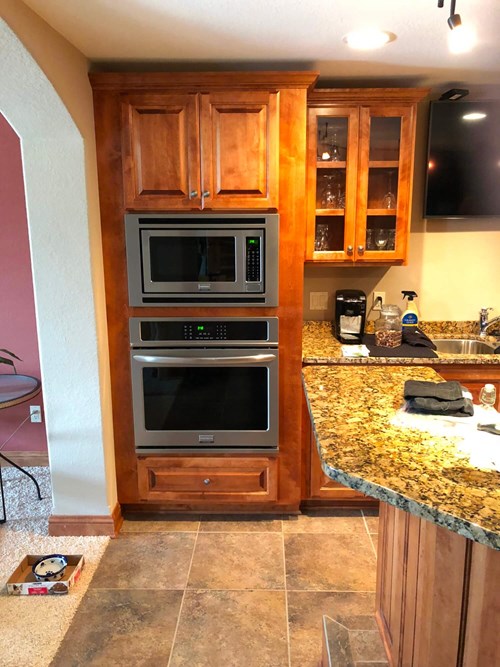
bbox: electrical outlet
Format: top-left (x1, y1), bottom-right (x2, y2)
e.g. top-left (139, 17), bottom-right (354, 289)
top-left (373, 291), bottom-right (385, 311)
top-left (310, 292), bottom-right (329, 311)
top-left (30, 405), bottom-right (42, 423)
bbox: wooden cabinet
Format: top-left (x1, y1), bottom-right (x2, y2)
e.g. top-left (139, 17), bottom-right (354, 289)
top-left (137, 456), bottom-right (278, 503)
top-left (90, 71), bottom-right (318, 512)
top-left (376, 502), bottom-right (500, 667)
top-left (306, 89), bottom-right (428, 264)
top-left (122, 90), bottom-right (279, 210)
top-left (301, 389), bottom-right (375, 505)
top-left (436, 364), bottom-right (500, 410)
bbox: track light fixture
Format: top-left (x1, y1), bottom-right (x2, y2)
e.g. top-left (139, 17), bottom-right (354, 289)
top-left (437, 0), bottom-right (462, 30)
top-left (438, 0), bottom-right (475, 53)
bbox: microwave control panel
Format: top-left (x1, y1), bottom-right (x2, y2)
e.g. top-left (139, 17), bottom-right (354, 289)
top-left (245, 237), bottom-right (261, 282)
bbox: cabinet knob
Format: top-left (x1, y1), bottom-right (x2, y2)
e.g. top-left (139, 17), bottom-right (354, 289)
top-left (357, 245), bottom-right (365, 255)
top-left (189, 190), bottom-right (198, 198)
top-left (346, 245), bottom-right (353, 255)
top-left (202, 191), bottom-right (210, 198)
top-left (203, 478), bottom-right (211, 485)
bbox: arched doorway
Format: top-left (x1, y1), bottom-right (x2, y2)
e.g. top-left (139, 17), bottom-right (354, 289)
top-left (0, 18), bottom-right (117, 531)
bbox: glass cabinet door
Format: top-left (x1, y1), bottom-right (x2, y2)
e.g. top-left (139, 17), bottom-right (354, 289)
top-left (306, 107), bottom-right (359, 261)
top-left (356, 106), bottom-right (413, 263)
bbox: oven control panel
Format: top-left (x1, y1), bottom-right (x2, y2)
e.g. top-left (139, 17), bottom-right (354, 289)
top-left (131, 317), bottom-right (279, 346)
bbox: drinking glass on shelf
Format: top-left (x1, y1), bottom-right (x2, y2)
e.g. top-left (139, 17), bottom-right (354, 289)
top-left (374, 228), bottom-right (389, 250)
top-left (320, 175), bottom-right (338, 208)
top-left (315, 223), bottom-right (330, 251)
top-left (327, 130), bottom-right (341, 162)
top-left (382, 170), bottom-right (397, 209)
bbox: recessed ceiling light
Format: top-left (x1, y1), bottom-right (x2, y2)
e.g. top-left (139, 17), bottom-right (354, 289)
top-left (343, 29), bottom-right (396, 51)
top-left (462, 112), bottom-right (487, 121)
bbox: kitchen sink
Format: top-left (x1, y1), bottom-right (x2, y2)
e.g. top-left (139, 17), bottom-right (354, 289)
top-left (431, 338), bottom-right (498, 355)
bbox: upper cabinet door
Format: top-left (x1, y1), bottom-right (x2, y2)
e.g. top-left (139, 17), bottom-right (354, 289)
top-left (305, 106), bottom-right (359, 261)
top-left (355, 106), bottom-right (414, 263)
top-left (122, 94), bottom-right (201, 209)
top-left (200, 91), bottom-right (279, 209)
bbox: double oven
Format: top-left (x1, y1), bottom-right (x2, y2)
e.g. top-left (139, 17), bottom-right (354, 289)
top-left (125, 212), bottom-right (280, 454)
top-left (130, 317), bottom-right (279, 453)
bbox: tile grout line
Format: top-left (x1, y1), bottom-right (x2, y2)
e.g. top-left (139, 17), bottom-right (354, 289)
top-left (166, 519), bottom-right (201, 667)
top-left (361, 510), bottom-right (378, 558)
top-left (281, 519), bottom-right (292, 667)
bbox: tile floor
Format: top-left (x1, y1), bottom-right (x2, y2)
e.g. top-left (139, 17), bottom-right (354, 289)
top-left (51, 508), bottom-right (384, 667)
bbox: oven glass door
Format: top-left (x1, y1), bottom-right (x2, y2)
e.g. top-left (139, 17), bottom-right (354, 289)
top-left (140, 229), bottom-right (262, 294)
top-left (131, 348), bottom-right (278, 451)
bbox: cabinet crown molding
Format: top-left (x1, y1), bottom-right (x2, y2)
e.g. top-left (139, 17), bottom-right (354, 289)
top-left (309, 87), bottom-right (430, 105)
top-left (89, 70), bottom-right (319, 91)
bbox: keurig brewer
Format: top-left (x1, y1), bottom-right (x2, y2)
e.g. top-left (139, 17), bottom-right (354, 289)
top-left (334, 289), bottom-right (367, 344)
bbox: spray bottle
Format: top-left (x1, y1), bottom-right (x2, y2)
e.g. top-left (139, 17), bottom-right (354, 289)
top-left (401, 290), bottom-right (419, 328)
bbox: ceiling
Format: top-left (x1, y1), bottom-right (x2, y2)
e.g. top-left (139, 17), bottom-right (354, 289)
top-left (21, 0), bottom-right (500, 96)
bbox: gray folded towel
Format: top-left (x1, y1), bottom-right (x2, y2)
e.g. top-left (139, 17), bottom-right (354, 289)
top-left (404, 380), bottom-right (463, 401)
top-left (404, 380), bottom-right (474, 417)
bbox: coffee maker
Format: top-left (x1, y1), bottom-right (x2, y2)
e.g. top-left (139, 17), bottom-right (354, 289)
top-left (334, 289), bottom-right (367, 344)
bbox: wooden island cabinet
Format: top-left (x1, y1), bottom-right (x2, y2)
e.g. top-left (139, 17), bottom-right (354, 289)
top-left (90, 70), bottom-right (318, 514)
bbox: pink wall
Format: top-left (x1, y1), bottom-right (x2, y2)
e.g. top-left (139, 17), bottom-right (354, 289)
top-left (0, 113), bottom-right (47, 453)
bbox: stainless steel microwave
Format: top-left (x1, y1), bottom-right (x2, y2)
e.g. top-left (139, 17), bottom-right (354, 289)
top-left (124, 213), bottom-right (279, 306)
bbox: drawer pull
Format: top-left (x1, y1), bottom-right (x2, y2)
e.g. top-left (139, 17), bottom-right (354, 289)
top-left (203, 478), bottom-right (211, 485)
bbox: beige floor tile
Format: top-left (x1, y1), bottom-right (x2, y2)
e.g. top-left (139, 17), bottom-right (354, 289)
top-left (285, 533), bottom-right (376, 591)
top-left (283, 509), bottom-right (365, 534)
top-left (51, 589), bottom-right (183, 666)
top-left (350, 629), bottom-right (389, 663)
top-left (122, 517), bottom-right (200, 532)
top-left (90, 533), bottom-right (196, 589)
top-left (188, 532), bottom-right (285, 589)
top-left (287, 591), bottom-right (376, 667)
top-left (199, 513), bottom-right (283, 532)
top-left (364, 517), bottom-right (379, 534)
top-left (169, 590), bottom-right (289, 667)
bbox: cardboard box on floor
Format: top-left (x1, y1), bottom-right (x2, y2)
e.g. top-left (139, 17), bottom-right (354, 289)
top-left (6, 555), bottom-right (85, 596)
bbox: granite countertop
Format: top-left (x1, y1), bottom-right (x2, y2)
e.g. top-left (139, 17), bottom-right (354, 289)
top-left (303, 320), bottom-right (500, 366)
top-left (302, 364), bottom-right (500, 549)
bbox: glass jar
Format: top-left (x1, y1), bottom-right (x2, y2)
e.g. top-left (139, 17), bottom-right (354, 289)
top-left (375, 305), bottom-right (402, 347)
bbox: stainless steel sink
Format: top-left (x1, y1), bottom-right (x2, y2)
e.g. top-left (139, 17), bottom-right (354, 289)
top-left (431, 338), bottom-right (498, 355)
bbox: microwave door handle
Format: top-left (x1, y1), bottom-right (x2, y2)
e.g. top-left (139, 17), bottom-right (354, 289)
top-left (132, 354), bottom-right (277, 366)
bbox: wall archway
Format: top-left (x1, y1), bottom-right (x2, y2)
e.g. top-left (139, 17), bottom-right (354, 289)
top-left (0, 18), bottom-right (116, 520)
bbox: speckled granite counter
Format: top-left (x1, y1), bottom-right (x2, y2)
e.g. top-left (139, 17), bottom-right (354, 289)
top-left (303, 320), bottom-right (500, 366)
top-left (302, 364), bottom-right (500, 549)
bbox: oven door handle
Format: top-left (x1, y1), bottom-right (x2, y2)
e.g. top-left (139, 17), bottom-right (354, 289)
top-left (132, 354), bottom-right (277, 366)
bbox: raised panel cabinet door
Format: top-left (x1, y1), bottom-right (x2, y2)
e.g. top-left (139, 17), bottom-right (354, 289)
top-left (355, 105), bottom-right (415, 264)
top-left (122, 93), bottom-right (201, 209)
top-left (200, 91), bottom-right (279, 209)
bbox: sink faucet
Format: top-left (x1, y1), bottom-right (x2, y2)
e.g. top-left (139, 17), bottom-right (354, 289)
top-left (479, 307), bottom-right (500, 337)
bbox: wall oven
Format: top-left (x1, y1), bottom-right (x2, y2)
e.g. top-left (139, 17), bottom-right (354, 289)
top-left (125, 213), bottom-right (279, 306)
top-left (130, 317), bottom-right (279, 453)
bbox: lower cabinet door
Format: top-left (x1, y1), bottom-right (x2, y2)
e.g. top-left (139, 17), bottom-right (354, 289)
top-left (137, 456), bottom-right (278, 502)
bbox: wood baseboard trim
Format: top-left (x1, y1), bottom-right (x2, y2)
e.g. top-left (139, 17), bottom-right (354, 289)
top-left (1, 451), bottom-right (49, 467)
top-left (49, 502), bottom-right (123, 537)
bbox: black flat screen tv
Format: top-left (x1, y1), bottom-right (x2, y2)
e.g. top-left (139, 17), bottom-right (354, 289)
top-left (424, 100), bottom-right (500, 218)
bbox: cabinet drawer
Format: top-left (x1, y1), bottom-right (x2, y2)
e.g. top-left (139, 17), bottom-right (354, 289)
top-left (137, 456), bottom-right (278, 502)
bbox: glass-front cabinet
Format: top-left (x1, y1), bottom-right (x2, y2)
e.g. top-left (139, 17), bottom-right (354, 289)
top-left (306, 89), bottom-right (428, 264)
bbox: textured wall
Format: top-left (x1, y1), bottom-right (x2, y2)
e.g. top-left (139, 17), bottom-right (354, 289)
top-left (0, 13), bottom-right (116, 517)
top-left (0, 113), bottom-right (47, 452)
